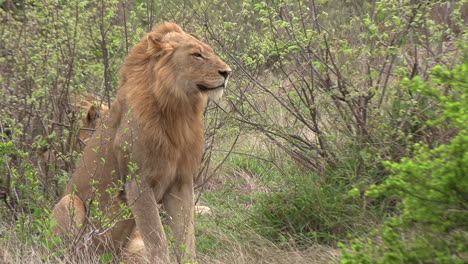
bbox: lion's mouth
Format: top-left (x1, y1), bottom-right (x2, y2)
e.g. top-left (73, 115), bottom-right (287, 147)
top-left (197, 84), bottom-right (225, 91)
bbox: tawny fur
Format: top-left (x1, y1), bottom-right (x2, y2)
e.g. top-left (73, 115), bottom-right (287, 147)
top-left (51, 22), bottom-right (231, 263)
top-left (73, 94), bottom-right (109, 145)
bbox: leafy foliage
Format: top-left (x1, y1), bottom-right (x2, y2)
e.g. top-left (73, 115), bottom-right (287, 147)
top-left (341, 49), bottom-right (468, 264)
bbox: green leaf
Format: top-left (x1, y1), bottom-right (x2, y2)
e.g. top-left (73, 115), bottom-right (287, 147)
top-left (99, 253), bottom-right (114, 264)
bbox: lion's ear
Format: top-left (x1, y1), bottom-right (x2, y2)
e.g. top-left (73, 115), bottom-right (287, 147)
top-left (147, 32), bottom-right (174, 55)
top-left (147, 32), bottom-right (163, 48)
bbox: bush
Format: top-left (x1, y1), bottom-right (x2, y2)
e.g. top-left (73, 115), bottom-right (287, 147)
top-left (341, 49), bottom-right (468, 264)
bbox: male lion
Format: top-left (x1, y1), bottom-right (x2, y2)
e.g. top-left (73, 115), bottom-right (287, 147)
top-left (52, 22), bottom-right (231, 263)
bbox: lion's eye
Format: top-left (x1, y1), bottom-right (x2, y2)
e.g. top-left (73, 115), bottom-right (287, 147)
top-left (193, 53), bottom-right (203, 58)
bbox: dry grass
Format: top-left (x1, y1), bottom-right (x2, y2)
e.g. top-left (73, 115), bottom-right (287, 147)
top-left (198, 227), bottom-right (340, 264)
top-left (1, 215), bottom-right (340, 264)
top-left (0, 220), bottom-right (112, 264)
top-left (0, 222), bottom-right (54, 264)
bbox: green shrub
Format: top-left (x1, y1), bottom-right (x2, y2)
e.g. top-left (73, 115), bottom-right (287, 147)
top-left (0, 126), bottom-right (62, 258)
top-left (341, 49), bottom-right (468, 264)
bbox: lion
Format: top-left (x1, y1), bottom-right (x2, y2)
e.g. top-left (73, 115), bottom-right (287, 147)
top-left (51, 22), bottom-right (231, 263)
top-left (72, 93), bottom-right (109, 149)
top-left (40, 94), bottom-right (108, 176)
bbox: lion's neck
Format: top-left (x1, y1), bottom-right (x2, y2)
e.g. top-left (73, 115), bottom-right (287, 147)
top-left (126, 84), bottom-right (206, 149)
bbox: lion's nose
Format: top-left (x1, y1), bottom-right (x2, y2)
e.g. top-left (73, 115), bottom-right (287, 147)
top-left (219, 70), bottom-right (231, 79)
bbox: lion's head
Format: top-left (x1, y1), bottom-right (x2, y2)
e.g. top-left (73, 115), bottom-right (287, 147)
top-left (73, 94), bottom-right (108, 145)
top-left (121, 22), bottom-right (232, 111)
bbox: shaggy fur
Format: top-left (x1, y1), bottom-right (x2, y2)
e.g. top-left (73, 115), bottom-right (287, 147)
top-left (51, 22), bottom-right (231, 263)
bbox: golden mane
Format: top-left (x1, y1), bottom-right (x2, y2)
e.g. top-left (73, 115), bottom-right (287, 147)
top-left (122, 23), bottom-right (206, 151)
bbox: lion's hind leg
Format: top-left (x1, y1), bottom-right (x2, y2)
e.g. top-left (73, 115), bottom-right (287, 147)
top-left (51, 194), bottom-right (86, 239)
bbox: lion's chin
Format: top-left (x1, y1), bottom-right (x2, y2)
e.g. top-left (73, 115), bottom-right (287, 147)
top-left (206, 87), bottom-right (224, 102)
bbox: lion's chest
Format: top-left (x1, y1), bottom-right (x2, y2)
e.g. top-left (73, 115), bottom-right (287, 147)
top-left (114, 113), bottom-right (203, 192)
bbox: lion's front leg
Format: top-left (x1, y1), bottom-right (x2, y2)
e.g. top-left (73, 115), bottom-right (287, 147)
top-left (126, 179), bottom-right (170, 263)
top-left (163, 177), bottom-right (196, 263)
